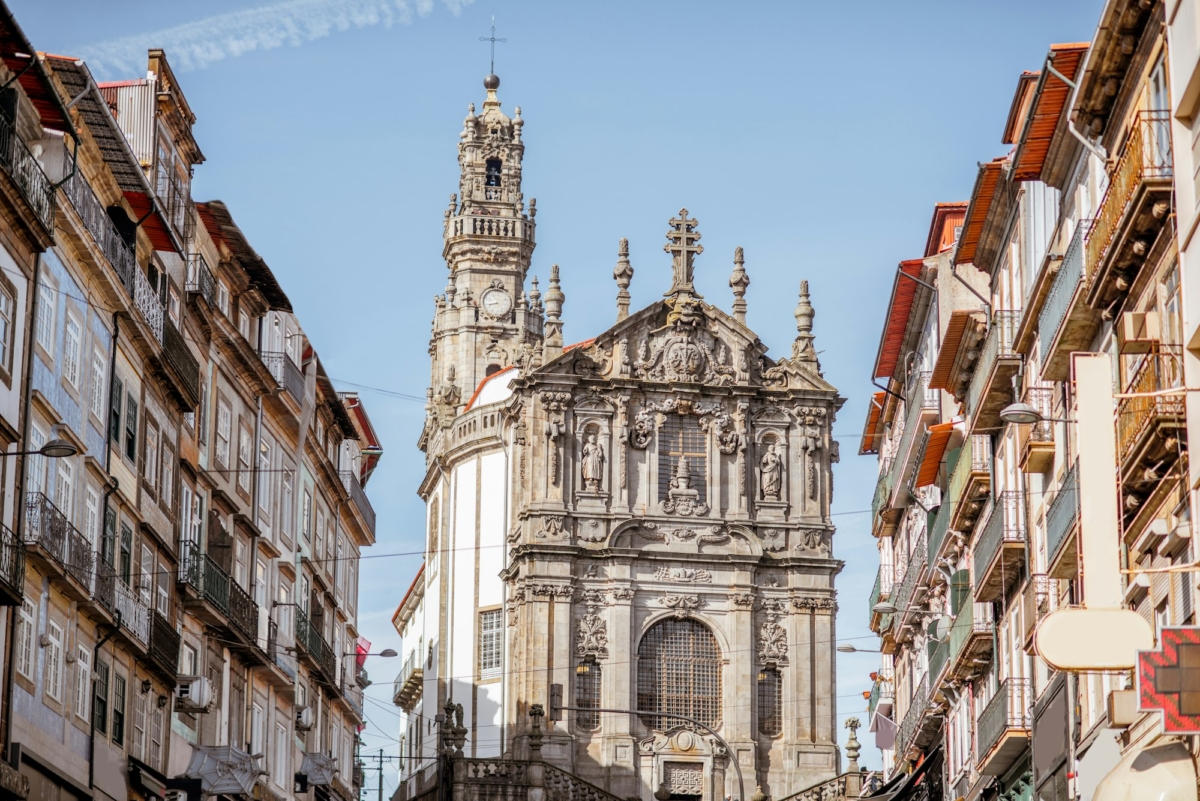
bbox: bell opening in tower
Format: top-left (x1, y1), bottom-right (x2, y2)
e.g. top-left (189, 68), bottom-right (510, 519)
top-left (485, 158), bottom-right (502, 187)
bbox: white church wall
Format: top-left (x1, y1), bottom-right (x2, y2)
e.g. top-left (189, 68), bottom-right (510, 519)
top-left (450, 457), bottom-right (479, 741)
top-left (478, 450), bottom-right (507, 609)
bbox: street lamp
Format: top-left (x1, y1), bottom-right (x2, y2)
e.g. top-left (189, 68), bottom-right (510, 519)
top-left (3, 425), bottom-right (78, 459)
top-left (872, 600), bottom-right (940, 616)
top-left (836, 644), bottom-right (882, 654)
top-left (999, 401), bottom-right (1074, 426)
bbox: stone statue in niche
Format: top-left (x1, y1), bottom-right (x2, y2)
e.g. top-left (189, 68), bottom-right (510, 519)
top-left (661, 456), bottom-right (709, 516)
top-left (760, 441), bottom-right (783, 501)
top-left (799, 409), bottom-right (823, 501)
top-left (581, 433), bottom-right (606, 492)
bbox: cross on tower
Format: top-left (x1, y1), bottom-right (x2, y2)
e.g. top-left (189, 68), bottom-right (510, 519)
top-left (479, 16), bottom-right (506, 75)
top-left (664, 208), bottom-right (703, 296)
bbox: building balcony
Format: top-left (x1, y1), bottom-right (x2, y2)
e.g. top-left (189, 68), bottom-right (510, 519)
top-left (61, 169), bottom-right (137, 291)
top-left (1038, 221), bottom-right (1094, 382)
top-left (868, 675), bottom-right (894, 721)
top-left (261, 351), bottom-right (306, 408)
top-left (340, 470), bottom-right (376, 536)
top-left (1117, 346), bottom-right (1186, 500)
top-left (941, 603), bottom-right (995, 684)
top-left (977, 679), bottom-right (1032, 776)
top-left (973, 492), bottom-right (1026, 602)
top-left (926, 498), bottom-right (955, 570)
top-left (393, 649), bottom-right (424, 712)
top-left (870, 458), bottom-right (896, 536)
top-left (966, 311), bottom-right (1023, 435)
top-left (160, 319), bottom-right (200, 408)
top-left (1017, 386), bottom-right (1056, 474)
top-left (1085, 111), bottom-right (1173, 312)
top-left (868, 567), bottom-right (892, 634)
top-left (0, 523), bottom-right (24, 607)
top-left (948, 435), bottom-right (992, 534)
top-left (0, 111), bottom-right (54, 238)
top-left (1021, 574), bottom-right (1068, 654)
top-left (296, 607), bottom-right (339, 689)
top-left (155, 165), bottom-right (191, 244)
top-left (24, 493), bottom-right (94, 601)
top-left (889, 534), bottom-right (928, 639)
top-left (89, 561), bottom-right (150, 650)
top-left (186, 252), bottom-right (217, 307)
top-left (896, 674), bottom-right (940, 760)
top-left (1046, 463), bottom-right (1080, 580)
top-left (147, 609), bottom-right (180, 682)
top-left (445, 212), bottom-right (535, 245)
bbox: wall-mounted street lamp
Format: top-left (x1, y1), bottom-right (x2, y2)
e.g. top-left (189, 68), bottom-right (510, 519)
top-left (2, 425), bottom-right (78, 459)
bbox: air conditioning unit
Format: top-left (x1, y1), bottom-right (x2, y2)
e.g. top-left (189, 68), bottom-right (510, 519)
top-left (1118, 311), bottom-right (1160, 354)
top-left (295, 705), bottom-right (314, 731)
top-left (174, 677), bottom-right (214, 712)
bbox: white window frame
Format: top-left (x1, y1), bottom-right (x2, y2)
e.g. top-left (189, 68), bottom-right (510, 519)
top-left (215, 400), bottom-right (231, 466)
top-left (63, 312), bottom-right (81, 388)
top-left (74, 646), bottom-right (91, 720)
top-left (34, 283), bottom-right (54, 353)
top-left (273, 720), bottom-right (288, 788)
top-left (237, 426), bottom-right (252, 493)
top-left (26, 423), bottom-right (46, 496)
top-left (55, 458), bottom-right (74, 520)
top-left (16, 597), bottom-right (35, 679)
top-left (479, 609), bottom-right (503, 677)
top-left (0, 283), bottom-right (13, 372)
top-left (132, 688), bottom-right (146, 760)
top-left (84, 485), bottom-right (100, 549)
top-left (45, 620), bottom-right (63, 701)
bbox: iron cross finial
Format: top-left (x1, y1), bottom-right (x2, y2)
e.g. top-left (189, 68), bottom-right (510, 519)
top-left (479, 17), bottom-right (506, 75)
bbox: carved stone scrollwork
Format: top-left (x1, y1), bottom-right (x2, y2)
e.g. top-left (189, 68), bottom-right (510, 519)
top-left (760, 528), bottom-right (785, 552)
top-left (629, 408), bottom-right (655, 450)
top-left (792, 596), bottom-right (837, 612)
top-left (793, 527), bottom-right (831, 556)
top-left (758, 599), bottom-right (789, 663)
top-left (637, 524), bottom-right (729, 545)
top-left (661, 595), bottom-right (701, 618)
top-left (661, 456), bottom-right (709, 516)
top-left (576, 593), bottom-right (609, 659)
top-left (535, 516), bottom-right (565, 539)
top-left (730, 593), bottom-right (756, 609)
top-left (633, 316), bottom-right (735, 387)
top-left (531, 583), bottom-right (575, 598)
top-left (610, 588), bottom-right (634, 601)
top-left (654, 567), bottom-right (713, 584)
top-left (579, 519), bottom-right (606, 543)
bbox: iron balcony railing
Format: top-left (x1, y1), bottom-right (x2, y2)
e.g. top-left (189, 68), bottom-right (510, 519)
top-left (896, 673), bottom-right (930, 757)
top-left (61, 169), bottom-right (137, 290)
top-left (339, 470), bottom-right (376, 534)
top-left (868, 676), bottom-right (894, 718)
top-left (227, 578), bottom-right (259, 644)
top-left (891, 531), bottom-right (927, 624)
top-left (148, 609), bottom-right (180, 680)
top-left (186, 252), bottom-right (217, 307)
top-left (24, 493), bottom-right (93, 589)
top-left (394, 649), bottom-right (425, 708)
top-left (0, 112), bottom-right (54, 232)
top-left (966, 310), bottom-right (1022, 420)
top-left (296, 607), bottom-right (338, 685)
top-left (0, 523), bottom-right (23, 603)
top-left (945, 602), bottom-right (993, 670)
top-left (260, 351), bottom-right (305, 405)
top-left (1038, 221), bottom-right (1090, 364)
top-left (869, 569), bottom-right (884, 628)
top-left (1046, 463), bottom-right (1079, 565)
top-left (1022, 386), bottom-right (1055, 444)
top-left (112, 580), bottom-right (150, 646)
top-left (928, 639), bottom-right (948, 684)
top-left (155, 164), bottom-right (190, 241)
top-left (926, 500), bottom-right (953, 566)
top-left (974, 491), bottom-right (1027, 584)
top-left (1021, 574), bottom-right (1065, 647)
top-left (179, 540), bottom-right (232, 617)
top-left (947, 435), bottom-right (991, 508)
top-left (162, 319), bottom-right (200, 402)
top-left (1086, 111), bottom-right (1173, 283)
top-left (978, 678), bottom-right (1031, 760)
top-left (1117, 345), bottom-right (1185, 463)
top-left (131, 262), bottom-right (164, 342)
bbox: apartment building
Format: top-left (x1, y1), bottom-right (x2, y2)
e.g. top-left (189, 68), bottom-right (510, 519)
top-left (0, 7), bottom-right (382, 801)
top-left (863, 0), bottom-right (1198, 798)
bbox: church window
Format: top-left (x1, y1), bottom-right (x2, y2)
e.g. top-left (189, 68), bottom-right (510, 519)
top-left (485, 159), bottom-right (502, 187)
top-left (658, 415), bottom-right (707, 505)
top-left (478, 610), bottom-right (503, 677)
top-left (637, 619), bottom-right (721, 730)
top-left (757, 666), bottom-right (783, 736)
top-left (574, 660), bottom-right (601, 731)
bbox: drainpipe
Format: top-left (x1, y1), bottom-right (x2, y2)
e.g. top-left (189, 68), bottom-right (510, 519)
top-left (3, 253), bottom-right (41, 761)
top-left (1045, 52), bottom-right (1108, 164)
top-left (245, 313), bottom-right (267, 760)
top-left (88, 612), bottom-right (121, 790)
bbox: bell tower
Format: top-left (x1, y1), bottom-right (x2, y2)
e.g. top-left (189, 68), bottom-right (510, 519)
top-left (428, 73), bottom-right (541, 434)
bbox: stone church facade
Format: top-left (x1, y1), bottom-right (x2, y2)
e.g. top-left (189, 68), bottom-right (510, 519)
top-left (393, 74), bottom-right (847, 801)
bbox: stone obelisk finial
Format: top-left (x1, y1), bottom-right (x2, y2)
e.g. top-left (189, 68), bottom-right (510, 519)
top-left (730, 246), bottom-right (749, 324)
top-left (543, 264), bottom-right (565, 359)
top-left (793, 280), bottom-right (820, 372)
top-left (614, 238), bottom-right (633, 322)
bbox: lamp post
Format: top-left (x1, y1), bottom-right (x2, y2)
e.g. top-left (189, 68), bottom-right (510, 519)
top-left (2, 425), bottom-right (79, 459)
top-left (837, 644), bottom-right (883, 654)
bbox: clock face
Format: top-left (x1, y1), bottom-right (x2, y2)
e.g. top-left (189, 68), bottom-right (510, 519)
top-left (481, 288), bottom-right (513, 317)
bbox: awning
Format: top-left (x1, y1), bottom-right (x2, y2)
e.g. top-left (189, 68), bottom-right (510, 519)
top-left (954, 159), bottom-right (1005, 267)
top-left (183, 745), bottom-right (261, 796)
top-left (299, 753), bottom-right (337, 787)
top-left (866, 745), bottom-right (944, 800)
top-left (873, 259), bottom-right (926, 379)
top-left (860, 391), bottom-right (887, 455)
top-left (1093, 740), bottom-right (1197, 801)
top-left (923, 202), bottom-right (968, 258)
top-left (915, 422), bottom-right (955, 487)
top-left (930, 310), bottom-right (982, 391)
top-left (1012, 43), bottom-right (1089, 181)
top-left (0, 11), bottom-right (72, 132)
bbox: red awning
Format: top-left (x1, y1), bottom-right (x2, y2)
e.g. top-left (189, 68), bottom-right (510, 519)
top-left (872, 259), bottom-right (925, 379)
top-left (0, 6), bottom-right (73, 132)
top-left (930, 310), bottom-right (979, 391)
top-left (1012, 44), bottom-right (1089, 181)
top-left (915, 422), bottom-right (956, 487)
top-left (859, 391), bottom-right (887, 456)
top-left (955, 159), bottom-right (1005, 267)
top-left (123, 191), bottom-right (178, 252)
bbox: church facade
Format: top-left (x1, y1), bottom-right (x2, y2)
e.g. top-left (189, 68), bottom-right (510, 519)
top-left (392, 74), bottom-right (846, 801)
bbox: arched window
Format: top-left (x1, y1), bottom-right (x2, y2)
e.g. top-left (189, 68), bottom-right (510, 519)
top-left (575, 660), bottom-right (601, 731)
top-left (636, 618), bottom-right (721, 730)
top-left (485, 159), bottom-right (502, 187)
top-left (757, 666), bottom-right (782, 736)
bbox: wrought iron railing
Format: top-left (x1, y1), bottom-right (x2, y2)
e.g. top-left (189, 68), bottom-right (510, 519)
top-left (1022, 385), bottom-right (1055, 443)
top-left (1117, 345), bottom-right (1184, 462)
top-left (227, 578), bottom-right (259, 644)
top-left (0, 523), bottom-right (24, 602)
top-left (155, 165), bottom-right (190, 241)
top-left (978, 678), bottom-right (1031, 760)
top-left (131, 262), bottom-right (164, 342)
top-left (945, 602), bottom-right (993, 669)
top-left (24, 493), bottom-right (93, 588)
top-left (0, 112), bottom-right (54, 232)
top-left (339, 470), bottom-right (376, 534)
top-left (148, 609), bottom-right (180, 679)
top-left (1046, 463), bottom-right (1079, 565)
top-left (179, 541), bottom-right (232, 617)
top-left (868, 676), bottom-right (894, 717)
top-left (896, 673), bottom-right (930, 757)
top-left (1086, 110), bottom-right (1173, 283)
top-left (926, 501), bottom-right (953, 566)
top-left (162, 319), bottom-right (200, 401)
top-left (891, 531), bottom-right (927, 623)
top-left (113, 579), bottom-right (150, 646)
top-left (966, 310), bottom-right (1022, 419)
top-left (1039, 221), bottom-right (1089, 363)
top-left (869, 569), bottom-right (884, 628)
top-left (974, 491), bottom-right (1026, 583)
top-left (260, 351), bottom-right (305, 404)
top-left (61, 169), bottom-right (137, 289)
top-left (1021, 574), bottom-right (1064, 646)
top-left (186, 252), bottom-right (217, 306)
top-left (296, 607), bottom-right (338, 684)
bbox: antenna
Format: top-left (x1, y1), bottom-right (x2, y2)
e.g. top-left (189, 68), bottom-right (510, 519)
top-left (479, 16), bottom-right (506, 75)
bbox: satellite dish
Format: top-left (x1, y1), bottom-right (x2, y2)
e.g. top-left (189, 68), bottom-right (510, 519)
top-left (934, 614), bottom-right (952, 642)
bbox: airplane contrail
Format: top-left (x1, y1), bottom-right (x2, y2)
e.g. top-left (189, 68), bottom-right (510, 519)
top-left (79, 0), bottom-right (472, 76)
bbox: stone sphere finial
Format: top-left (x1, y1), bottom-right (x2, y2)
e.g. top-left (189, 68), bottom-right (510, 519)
top-left (484, 73), bottom-right (500, 90)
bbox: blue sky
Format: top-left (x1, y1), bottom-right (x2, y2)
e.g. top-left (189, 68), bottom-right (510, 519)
top-left (16, 0), bottom-right (1103, 787)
